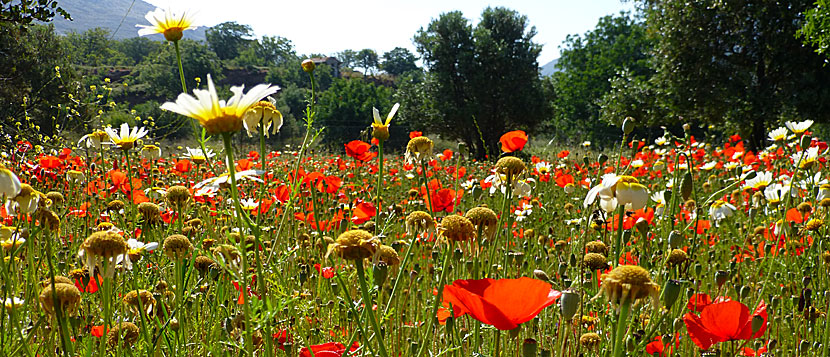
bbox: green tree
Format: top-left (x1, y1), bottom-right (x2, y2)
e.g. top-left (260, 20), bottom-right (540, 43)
top-left (258, 35), bottom-right (296, 66)
top-left (1, 0), bottom-right (70, 26)
top-left (799, 0), bottom-right (830, 56)
top-left (0, 23), bottom-right (79, 147)
top-left (115, 36), bottom-right (162, 65)
top-left (357, 49), bottom-right (379, 75)
top-left (337, 49), bottom-right (359, 70)
top-left (135, 39), bottom-right (223, 100)
top-left (63, 27), bottom-right (128, 66)
top-left (381, 47), bottom-right (419, 76)
top-left (411, 7), bottom-right (548, 158)
top-left (317, 78), bottom-right (394, 146)
top-left (549, 12), bottom-right (653, 144)
top-left (634, 0), bottom-right (830, 149)
top-left (206, 21), bottom-right (255, 61)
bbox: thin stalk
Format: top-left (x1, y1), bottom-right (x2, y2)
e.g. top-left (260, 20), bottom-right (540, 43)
top-left (375, 140), bottom-right (384, 229)
top-left (415, 245), bottom-right (453, 357)
top-left (612, 303), bottom-right (632, 357)
top-left (354, 262), bottom-right (389, 357)
top-left (613, 204), bottom-right (626, 265)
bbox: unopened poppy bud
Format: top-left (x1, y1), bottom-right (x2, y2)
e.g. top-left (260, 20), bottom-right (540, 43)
top-left (598, 153), bottom-right (608, 165)
top-left (668, 231), bottom-right (683, 249)
top-left (558, 263), bottom-right (567, 276)
top-left (715, 270), bottom-right (729, 287)
top-left (582, 156), bottom-right (590, 166)
top-left (680, 173), bottom-right (693, 201)
top-left (740, 285), bottom-right (752, 299)
top-left (661, 280), bottom-right (683, 308)
top-left (622, 117), bottom-right (635, 134)
top-left (533, 269), bottom-right (550, 282)
top-left (522, 338), bottom-right (537, 357)
top-left (301, 59), bottom-right (316, 73)
top-left (800, 134), bottom-right (812, 148)
top-left (560, 290), bottom-right (580, 320)
top-left (457, 142), bottom-right (468, 157)
top-left (682, 123), bottom-right (691, 132)
top-left (625, 336), bottom-right (636, 351)
top-left (673, 317), bottom-right (684, 331)
top-left (540, 349), bottom-right (552, 357)
top-left (751, 315), bottom-right (764, 333)
top-left (373, 264), bottom-right (388, 287)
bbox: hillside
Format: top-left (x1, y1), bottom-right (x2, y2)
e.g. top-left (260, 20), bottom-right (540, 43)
top-left (541, 58), bottom-right (560, 77)
top-left (50, 0), bottom-right (206, 40)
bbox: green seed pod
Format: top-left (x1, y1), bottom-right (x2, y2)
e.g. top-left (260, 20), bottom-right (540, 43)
top-left (668, 231), bottom-right (683, 249)
top-left (801, 134), bottom-right (812, 149)
top-left (560, 290), bottom-right (580, 321)
top-left (680, 172), bottom-right (693, 201)
top-left (622, 117), bottom-right (635, 134)
top-left (598, 154), bottom-right (608, 165)
top-left (522, 339), bottom-right (538, 357)
top-left (662, 280), bottom-right (683, 309)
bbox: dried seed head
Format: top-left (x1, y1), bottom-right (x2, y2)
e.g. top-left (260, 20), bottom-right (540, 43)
top-left (107, 200), bottom-right (125, 212)
top-left (45, 192), bottom-right (64, 206)
top-left (667, 249), bottom-right (688, 266)
top-left (107, 322), bottom-right (140, 348)
top-left (123, 289), bottom-right (156, 315)
top-left (165, 185), bottom-right (191, 207)
top-left (327, 230), bottom-right (380, 260)
top-left (598, 265), bottom-right (660, 308)
top-left (579, 332), bottom-right (602, 348)
top-left (81, 231), bottom-right (127, 258)
top-left (583, 253), bottom-right (609, 271)
top-left (39, 283), bottom-right (81, 316)
top-left (405, 210), bottom-right (435, 236)
top-left (137, 202), bottom-right (161, 224)
top-left (40, 276), bottom-right (73, 287)
top-left (194, 255), bottom-right (218, 273)
top-left (797, 202), bottom-right (813, 214)
top-left (163, 234), bottom-right (193, 260)
top-left (495, 156), bottom-right (526, 179)
top-left (439, 215), bottom-right (476, 243)
top-left (376, 245), bottom-right (401, 266)
top-left (585, 241), bottom-right (608, 255)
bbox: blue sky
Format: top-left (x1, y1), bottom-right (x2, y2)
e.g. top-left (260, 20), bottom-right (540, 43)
top-left (147, 0), bottom-right (634, 64)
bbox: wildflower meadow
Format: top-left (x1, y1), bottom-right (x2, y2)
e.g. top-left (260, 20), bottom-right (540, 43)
top-left (4, 4), bottom-right (830, 357)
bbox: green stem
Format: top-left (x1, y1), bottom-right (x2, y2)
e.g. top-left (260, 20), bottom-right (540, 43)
top-left (45, 230), bottom-right (71, 357)
top-left (416, 245), bottom-right (453, 357)
top-left (375, 140), bottom-right (384, 230)
top-left (612, 303), bottom-right (632, 357)
top-left (221, 133), bottom-right (255, 355)
top-left (613, 204), bottom-right (625, 265)
top-left (354, 262), bottom-right (389, 357)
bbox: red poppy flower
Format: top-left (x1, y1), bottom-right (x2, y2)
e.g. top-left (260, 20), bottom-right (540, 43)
top-left (272, 329), bottom-right (292, 350)
top-left (683, 300), bottom-right (767, 350)
top-left (442, 277), bottom-right (561, 330)
top-left (351, 201), bottom-right (376, 225)
top-left (344, 140), bottom-right (376, 162)
top-left (299, 342), bottom-right (359, 357)
top-left (645, 336), bottom-right (664, 356)
top-left (500, 130), bottom-right (528, 153)
top-left (174, 159), bottom-right (192, 173)
top-left (409, 131), bottom-right (423, 139)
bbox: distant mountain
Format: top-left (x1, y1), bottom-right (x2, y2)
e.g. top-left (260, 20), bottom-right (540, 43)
top-left (49, 0), bottom-right (206, 41)
top-left (541, 58), bottom-right (560, 77)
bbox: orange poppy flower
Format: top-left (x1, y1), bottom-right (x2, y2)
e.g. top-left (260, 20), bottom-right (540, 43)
top-left (300, 342), bottom-right (359, 357)
top-left (344, 140), bottom-right (376, 162)
top-left (442, 277), bottom-right (560, 330)
top-left (500, 130), bottom-right (528, 153)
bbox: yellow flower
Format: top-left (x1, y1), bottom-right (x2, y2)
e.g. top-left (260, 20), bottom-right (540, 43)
top-left (140, 145), bottom-right (161, 160)
top-left (160, 74), bottom-right (279, 135)
top-left (371, 103), bottom-right (400, 141)
top-left (136, 8), bottom-right (196, 42)
top-left (243, 98), bottom-right (283, 137)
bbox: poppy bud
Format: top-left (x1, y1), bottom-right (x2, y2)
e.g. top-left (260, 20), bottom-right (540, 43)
top-left (598, 153), bottom-right (608, 165)
top-left (373, 264), bottom-right (388, 287)
top-left (582, 156), bottom-right (590, 166)
top-left (739, 285), bottom-right (751, 299)
top-left (457, 142), bottom-right (468, 157)
top-left (622, 117), bottom-right (635, 134)
top-left (715, 270), bottom-right (729, 287)
top-left (751, 315), bottom-right (765, 333)
top-left (668, 231), bottom-right (683, 249)
top-left (680, 173), bottom-right (693, 201)
top-left (625, 336), bottom-right (636, 351)
top-left (522, 339), bottom-right (537, 357)
top-left (533, 269), bottom-right (550, 282)
top-left (673, 317), bottom-right (684, 331)
top-left (682, 123), bottom-right (691, 132)
top-left (540, 349), bottom-right (551, 357)
top-left (301, 59), bottom-right (316, 73)
top-left (800, 134), bottom-right (812, 149)
top-left (558, 263), bottom-right (567, 276)
top-left (560, 290), bottom-right (580, 321)
top-left (661, 280), bottom-right (683, 308)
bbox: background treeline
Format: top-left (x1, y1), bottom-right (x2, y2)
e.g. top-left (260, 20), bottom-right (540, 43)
top-left (5, 0), bottom-right (830, 156)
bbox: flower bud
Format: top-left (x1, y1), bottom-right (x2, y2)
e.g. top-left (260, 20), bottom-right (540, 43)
top-left (751, 315), bottom-right (764, 333)
top-left (301, 59), bottom-right (316, 73)
top-left (800, 134), bottom-right (812, 149)
top-left (680, 173), bottom-right (693, 201)
top-left (522, 339), bottom-right (538, 357)
top-left (682, 123), bottom-right (691, 132)
top-left (622, 117), bottom-right (635, 134)
top-left (560, 290), bottom-right (580, 320)
top-left (668, 231), bottom-right (683, 249)
top-left (661, 280), bottom-right (683, 308)
top-left (598, 153), bottom-right (608, 165)
top-left (715, 270), bottom-right (729, 287)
